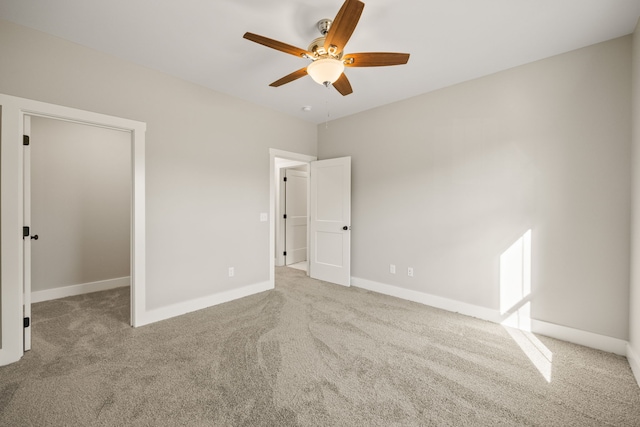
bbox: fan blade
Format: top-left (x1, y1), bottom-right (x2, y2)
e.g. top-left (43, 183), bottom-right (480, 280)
top-left (243, 32), bottom-right (313, 58)
top-left (333, 73), bottom-right (353, 96)
top-left (343, 52), bottom-right (410, 67)
top-left (324, 0), bottom-right (364, 53)
top-left (270, 68), bottom-right (308, 87)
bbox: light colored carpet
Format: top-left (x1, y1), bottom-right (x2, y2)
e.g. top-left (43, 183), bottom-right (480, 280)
top-left (1, 266), bottom-right (639, 426)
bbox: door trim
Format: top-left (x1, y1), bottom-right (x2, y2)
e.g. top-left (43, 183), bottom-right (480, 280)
top-left (0, 94), bottom-right (146, 366)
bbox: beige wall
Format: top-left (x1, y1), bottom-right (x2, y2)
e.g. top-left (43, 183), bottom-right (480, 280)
top-left (0, 19), bottom-right (317, 310)
top-left (319, 36), bottom-right (632, 340)
top-left (30, 116), bottom-right (130, 292)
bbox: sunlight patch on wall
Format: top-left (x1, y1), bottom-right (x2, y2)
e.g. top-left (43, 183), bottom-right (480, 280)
top-left (500, 229), bottom-right (532, 328)
top-left (500, 229), bottom-right (552, 382)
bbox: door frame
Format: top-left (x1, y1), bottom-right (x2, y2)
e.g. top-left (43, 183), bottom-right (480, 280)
top-left (0, 94), bottom-right (146, 366)
top-left (269, 149), bottom-right (316, 286)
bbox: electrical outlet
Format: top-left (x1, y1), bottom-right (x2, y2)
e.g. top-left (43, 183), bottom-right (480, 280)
top-left (260, 212), bottom-right (268, 222)
top-left (390, 264), bottom-right (396, 274)
top-left (228, 267), bottom-right (235, 277)
top-left (408, 267), bottom-right (414, 277)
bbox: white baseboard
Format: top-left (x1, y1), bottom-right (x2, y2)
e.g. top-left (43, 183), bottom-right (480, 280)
top-left (351, 276), bottom-right (628, 356)
top-left (530, 319), bottom-right (627, 356)
top-left (137, 281), bottom-right (273, 327)
top-left (31, 277), bottom-right (130, 303)
top-left (628, 344), bottom-right (640, 386)
top-left (351, 277), bottom-right (502, 323)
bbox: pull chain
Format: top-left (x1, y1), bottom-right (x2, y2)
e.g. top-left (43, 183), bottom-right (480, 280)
top-left (324, 83), bottom-right (331, 129)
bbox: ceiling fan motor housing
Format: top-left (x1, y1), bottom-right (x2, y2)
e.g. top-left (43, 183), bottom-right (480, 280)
top-left (308, 36), bottom-right (344, 59)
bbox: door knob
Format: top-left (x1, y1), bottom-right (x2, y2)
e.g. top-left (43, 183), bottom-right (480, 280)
top-left (31, 235), bottom-right (38, 240)
top-left (343, 226), bottom-right (349, 231)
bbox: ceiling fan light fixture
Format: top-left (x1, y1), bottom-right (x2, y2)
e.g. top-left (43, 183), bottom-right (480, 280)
top-left (243, 0), bottom-right (409, 96)
top-left (307, 58), bottom-right (344, 86)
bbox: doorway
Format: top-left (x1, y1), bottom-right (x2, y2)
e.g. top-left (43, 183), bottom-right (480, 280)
top-left (269, 149), bottom-right (352, 288)
top-left (26, 116), bottom-right (131, 348)
top-left (0, 94), bottom-right (146, 366)
top-left (270, 150), bottom-right (316, 285)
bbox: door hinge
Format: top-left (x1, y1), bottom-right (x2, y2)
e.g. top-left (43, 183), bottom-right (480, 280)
top-left (283, 214), bottom-right (287, 219)
top-left (24, 317), bottom-right (30, 328)
top-left (23, 135), bottom-right (30, 146)
top-left (283, 177), bottom-right (288, 182)
top-left (23, 226), bottom-right (29, 238)
top-left (283, 251), bottom-right (287, 256)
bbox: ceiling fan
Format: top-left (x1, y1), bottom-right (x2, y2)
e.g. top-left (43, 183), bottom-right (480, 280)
top-left (243, 0), bottom-right (410, 96)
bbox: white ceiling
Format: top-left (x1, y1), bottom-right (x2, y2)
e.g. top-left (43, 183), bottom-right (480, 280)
top-left (1, 0), bottom-right (639, 124)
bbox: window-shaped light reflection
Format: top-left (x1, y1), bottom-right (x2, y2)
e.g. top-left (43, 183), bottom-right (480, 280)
top-left (500, 229), bottom-right (552, 382)
top-left (504, 318), bottom-right (553, 382)
top-left (500, 229), bottom-right (532, 327)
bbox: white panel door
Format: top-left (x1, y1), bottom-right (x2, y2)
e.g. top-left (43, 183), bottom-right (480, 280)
top-left (309, 157), bottom-right (351, 286)
top-left (23, 115), bottom-right (32, 351)
top-left (285, 169), bottom-right (308, 265)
